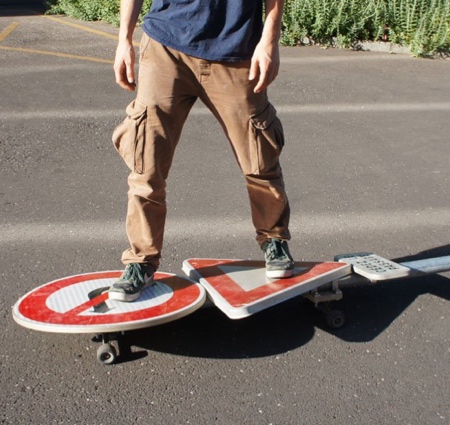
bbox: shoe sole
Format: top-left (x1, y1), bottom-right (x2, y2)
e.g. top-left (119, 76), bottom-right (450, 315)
top-left (266, 268), bottom-right (294, 279)
top-left (108, 281), bottom-right (154, 302)
top-left (108, 291), bottom-right (141, 302)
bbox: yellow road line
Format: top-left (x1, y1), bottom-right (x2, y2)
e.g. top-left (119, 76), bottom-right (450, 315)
top-left (44, 15), bottom-right (140, 46)
top-left (0, 45), bottom-right (113, 64)
top-left (0, 22), bottom-right (20, 43)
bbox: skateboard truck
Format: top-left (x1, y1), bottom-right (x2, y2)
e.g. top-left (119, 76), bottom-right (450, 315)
top-left (303, 280), bottom-right (345, 329)
top-left (92, 332), bottom-right (122, 365)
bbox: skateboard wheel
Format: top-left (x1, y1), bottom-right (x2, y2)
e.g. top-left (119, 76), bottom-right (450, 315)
top-left (97, 343), bottom-right (117, 365)
top-left (326, 309), bottom-right (346, 329)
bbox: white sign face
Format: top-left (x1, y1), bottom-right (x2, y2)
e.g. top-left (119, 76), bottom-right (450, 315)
top-left (46, 278), bottom-right (173, 316)
top-left (217, 265), bottom-right (308, 292)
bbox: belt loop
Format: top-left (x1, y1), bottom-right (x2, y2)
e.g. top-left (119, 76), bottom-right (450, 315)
top-left (199, 60), bottom-right (211, 83)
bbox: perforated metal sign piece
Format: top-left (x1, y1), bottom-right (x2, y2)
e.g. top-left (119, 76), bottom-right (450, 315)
top-left (336, 253), bottom-right (411, 281)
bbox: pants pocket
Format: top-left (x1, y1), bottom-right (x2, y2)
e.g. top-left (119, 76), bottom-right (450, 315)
top-left (139, 33), bottom-right (151, 61)
top-left (249, 103), bottom-right (285, 175)
top-left (112, 100), bottom-right (147, 174)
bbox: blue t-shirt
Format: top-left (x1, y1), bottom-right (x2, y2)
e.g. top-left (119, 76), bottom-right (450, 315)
top-left (142, 0), bottom-right (263, 62)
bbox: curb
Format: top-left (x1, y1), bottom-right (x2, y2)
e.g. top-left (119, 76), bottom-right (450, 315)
top-left (357, 41), bottom-right (411, 55)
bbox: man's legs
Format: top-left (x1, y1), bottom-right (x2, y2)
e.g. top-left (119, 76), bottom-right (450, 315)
top-left (110, 35), bottom-right (198, 300)
top-left (111, 38), bottom-right (294, 302)
top-left (197, 60), bottom-right (294, 276)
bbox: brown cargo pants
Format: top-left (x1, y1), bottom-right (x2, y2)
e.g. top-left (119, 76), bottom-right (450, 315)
top-left (113, 34), bottom-right (291, 267)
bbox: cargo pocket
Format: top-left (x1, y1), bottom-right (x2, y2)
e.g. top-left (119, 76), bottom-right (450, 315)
top-left (112, 100), bottom-right (147, 174)
top-left (249, 103), bottom-right (285, 175)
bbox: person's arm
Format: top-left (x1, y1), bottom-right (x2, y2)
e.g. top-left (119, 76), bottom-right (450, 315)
top-left (249, 0), bottom-right (285, 93)
top-left (113, 0), bottom-right (144, 91)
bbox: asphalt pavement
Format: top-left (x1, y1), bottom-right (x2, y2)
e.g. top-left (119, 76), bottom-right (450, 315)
top-left (1, 2), bottom-right (450, 424)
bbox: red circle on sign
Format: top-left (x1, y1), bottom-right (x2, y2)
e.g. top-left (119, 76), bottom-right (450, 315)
top-left (14, 271), bottom-right (205, 333)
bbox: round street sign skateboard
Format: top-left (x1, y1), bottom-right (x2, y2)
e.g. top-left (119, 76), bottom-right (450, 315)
top-left (12, 271), bottom-right (206, 365)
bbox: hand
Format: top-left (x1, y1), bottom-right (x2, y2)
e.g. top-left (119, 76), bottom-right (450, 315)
top-left (249, 40), bottom-right (280, 93)
top-left (113, 40), bottom-right (136, 91)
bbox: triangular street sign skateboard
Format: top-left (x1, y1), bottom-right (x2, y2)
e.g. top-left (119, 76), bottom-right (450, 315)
top-left (182, 259), bottom-right (352, 319)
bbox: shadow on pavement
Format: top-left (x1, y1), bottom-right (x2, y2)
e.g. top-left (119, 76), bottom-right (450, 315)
top-left (393, 243), bottom-right (450, 263)
top-left (321, 273), bottom-right (450, 342)
top-left (125, 296), bottom-right (317, 360)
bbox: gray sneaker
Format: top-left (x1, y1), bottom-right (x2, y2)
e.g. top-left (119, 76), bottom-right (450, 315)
top-left (109, 263), bottom-right (156, 302)
top-left (262, 238), bottom-right (295, 278)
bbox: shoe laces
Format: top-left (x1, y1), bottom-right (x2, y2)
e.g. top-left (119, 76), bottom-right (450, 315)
top-left (265, 239), bottom-right (288, 261)
top-left (120, 263), bottom-right (145, 287)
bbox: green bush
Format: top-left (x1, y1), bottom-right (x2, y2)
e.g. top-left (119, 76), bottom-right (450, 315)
top-left (282, 0), bottom-right (449, 56)
top-left (47, 0), bottom-right (151, 26)
top-left (281, 0), bottom-right (386, 48)
top-left (47, 0), bottom-right (449, 56)
top-left (384, 0), bottom-right (450, 55)
top-left (47, 0), bottom-right (119, 25)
